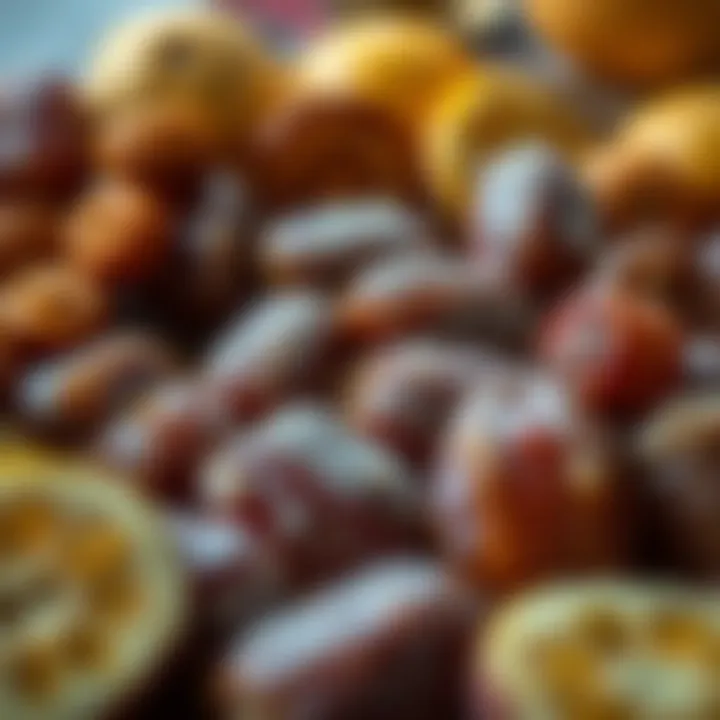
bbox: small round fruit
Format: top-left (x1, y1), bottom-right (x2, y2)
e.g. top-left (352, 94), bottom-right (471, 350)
top-left (433, 370), bottom-right (628, 596)
top-left (0, 265), bottom-right (107, 355)
top-left (423, 67), bottom-right (592, 220)
top-left (478, 582), bottom-right (720, 719)
top-left (526, 0), bottom-right (720, 88)
top-left (65, 180), bottom-right (172, 285)
top-left (84, 9), bottom-right (282, 154)
top-left (253, 94), bottom-right (422, 211)
top-left (586, 87), bottom-right (720, 232)
top-left (540, 285), bottom-right (683, 420)
top-left (0, 445), bottom-right (187, 719)
top-left (296, 16), bottom-right (473, 137)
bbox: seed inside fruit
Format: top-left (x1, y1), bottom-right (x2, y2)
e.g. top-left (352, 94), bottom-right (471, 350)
top-left (9, 642), bottom-right (60, 700)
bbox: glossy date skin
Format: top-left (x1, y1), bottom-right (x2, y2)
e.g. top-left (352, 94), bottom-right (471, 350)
top-left (215, 559), bottom-right (475, 720)
top-left (540, 284), bottom-right (683, 420)
top-left (345, 340), bottom-right (490, 468)
top-left (199, 405), bottom-right (426, 590)
top-left (15, 331), bottom-right (178, 443)
top-left (260, 199), bottom-right (435, 292)
top-left (470, 144), bottom-right (600, 306)
top-left (97, 379), bottom-right (227, 505)
top-left (433, 369), bottom-right (629, 596)
top-left (202, 292), bottom-right (339, 424)
top-left (639, 395), bottom-right (720, 579)
top-left (338, 253), bottom-right (532, 351)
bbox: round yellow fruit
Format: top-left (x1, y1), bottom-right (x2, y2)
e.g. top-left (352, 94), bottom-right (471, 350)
top-left (423, 67), bottom-right (593, 219)
top-left (84, 9), bottom-right (283, 152)
top-left (526, 0), bottom-right (720, 88)
top-left (296, 16), bottom-right (474, 134)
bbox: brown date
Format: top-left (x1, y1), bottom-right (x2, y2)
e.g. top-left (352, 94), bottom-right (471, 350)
top-left (433, 368), bottom-right (628, 596)
top-left (639, 395), bottom-right (720, 579)
top-left (153, 172), bottom-right (255, 345)
top-left (199, 404), bottom-right (426, 590)
top-left (252, 94), bottom-right (422, 211)
top-left (96, 100), bottom-right (218, 202)
top-left (65, 179), bottom-right (173, 286)
top-left (0, 202), bottom-right (59, 280)
top-left (0, 79), bottom-right (88, 199)
top-left (214, 559), bottom-right (475, 720)
top-left (0, 264), bottom-right (108, 356)
top-left (202, 292), bottom-right (338, 424)
top-left (15, 331), bottom-right (179, 443)
top-left (591, 227), bottom-right (698, 319)
top-left (540, 284), bottom-right (683, 420)
top-left (345, 340), bottom-right (490, 468)
top-left (260, 199), bottom-right (435, 292)
top-left (98, 379), bottom-right (226, 504)
top-left (470, 143), bottom-right (600, 305)
top-left (167, 512), bottom-right (283, 642)
top-left (338, 253), bottom-right (532, 350)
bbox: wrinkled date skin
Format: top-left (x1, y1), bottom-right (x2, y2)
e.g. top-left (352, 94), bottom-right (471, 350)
top-left (202, 292), bottom-right (340, 424)
top-left (345, 340), bottom-right (490, 468)
top-left (199, 405), bottom-right (426, 590)
top-left (433, 369), bottom-right (629, 596)
top-left (260, 199), bottom-right (435, 292)
top-left (15, 331), bottom-right (179, 443)
top-left (98, 379), bottom-right (227, 504)
top-left (338, 253), bottom-right (532, 351)
top-left (214, 559), bottom-right (476, 720)
top-left (252, 95), bottom-right (423, 212)
top-left (640, 395), bottom-right (720, 579)
top-left (0, 79), bottom-right (89, 199)
top-left (540, 284), bottom-right (683, 420)
top-left (471, 144), bottom-right (601, 306)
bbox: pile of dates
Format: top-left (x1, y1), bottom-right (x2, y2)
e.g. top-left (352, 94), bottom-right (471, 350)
top-left (2, 1), bottom-right (720, 718)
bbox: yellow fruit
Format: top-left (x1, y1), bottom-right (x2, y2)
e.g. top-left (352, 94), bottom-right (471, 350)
top-left (423, 67), bottom-right (592, 218)
top-left (526, 0), bottom-right (720, 88)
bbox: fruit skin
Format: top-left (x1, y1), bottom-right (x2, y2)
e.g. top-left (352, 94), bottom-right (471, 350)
top-left (640, 395), bottom-right (720, 579)
top-left (202, 292), bottom-right (339, 425)
top-left (214, 559), bottom-right (476, 720)
top-left (199, 405), bottom-right (426, 591)
top-left (0, 202), bottom-right (60, 281)
top-left (260, 200), bottom-right (434, 292)
top-left (586, 87), bottom-right (720, 232)
top-left (540, 284), bottom-right (684, 421)
top-left (423, 68), bottom-right (592, 221)
top-left (432, 369), bottom-right (629, 596)
top-left (97, 379), bottom-right (226, 505)
top-left (95, 100), bottom-right (219, 202)
top-left (251, 94), bottom-right (423, 212)
top-left (477, 582), bottom-right (720, 720)
top-left (526, 0), bottom-right (720, 88)
top-left (0, 79), bottom-right (89, 200)
top-left (338, 253), bottom-right (533, 351)
top-left (296, 16), bottom-right (473, 138)
top-left (83, 9), bottom-right (283, 157)
top-left (65, 179), bottom-right (173, 286)
top-left (344, 340), bottom-right (489, 468)
top-left (0, 264), bottom-right (108, 357)
top-left (470, 143), bottom-right (601, 306)
top-left (15, 331), bottom-right (178, 444)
